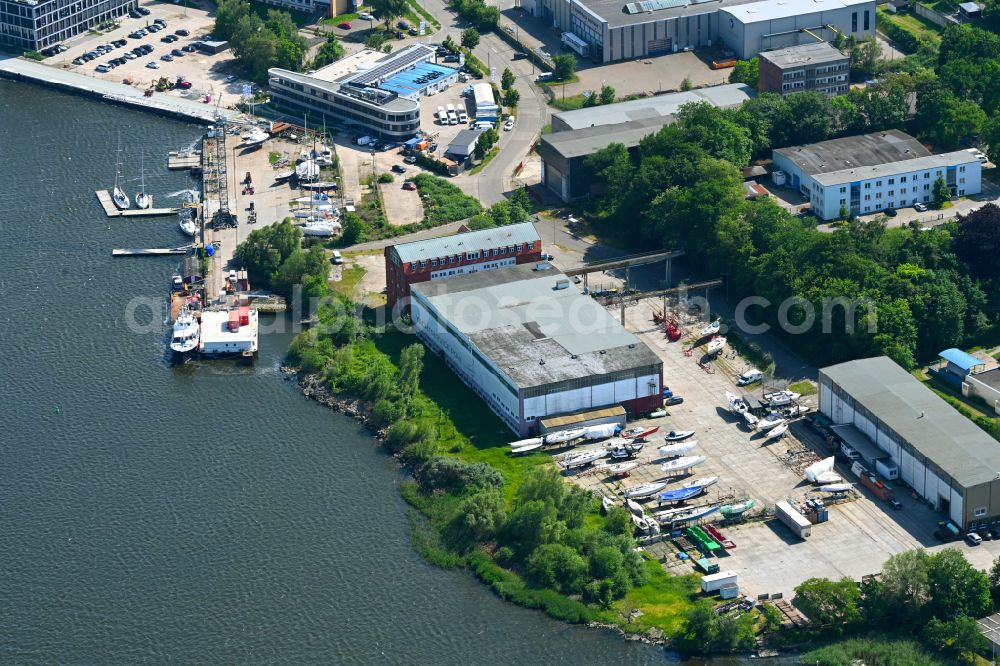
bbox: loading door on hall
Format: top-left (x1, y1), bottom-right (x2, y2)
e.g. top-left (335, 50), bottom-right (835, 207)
top-left (648, 38), bottom-right (672, 55)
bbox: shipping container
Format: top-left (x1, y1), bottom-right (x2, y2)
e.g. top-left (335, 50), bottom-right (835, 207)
top-left (701, 570), bottom-right (738, 593)
top-left (719, 583), bottom-right (740, 599)
top-left (859, 471), bottom-right (895, 501)
top-left (775, 500), bottom-right (811, 539)
top-left (228, 311), bottom-right (240, 331)
top-left (875, 459), bottom-right (899, 480)
top-left (239, 306), bottom-right (250, 326)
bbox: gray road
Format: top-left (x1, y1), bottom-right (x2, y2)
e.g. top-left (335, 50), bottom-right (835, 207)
top-left (417, 0), bottom-right (549, 205)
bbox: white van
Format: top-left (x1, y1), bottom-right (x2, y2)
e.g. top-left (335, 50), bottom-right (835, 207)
top-left (473, 121), bottom-right (493, 130)
top-left (446, 103), bottom-right (455, 114)
top-left (447, 110), bottom-right (458, 125)
top-left (736, 369), bottom-right (763, 386)
top-left (331, 250), bottom-right (344, 264)
top-left (437, 110), bottom-right (449, 125)
top-left (356, 136), bottom-right (372, 146)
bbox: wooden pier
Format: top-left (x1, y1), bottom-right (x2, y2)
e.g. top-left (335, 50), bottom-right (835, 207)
top-left (167, 151), bottom-right (202, 170)
top-left (112, 245), bottom-right (194, 256)
top-left (95, 190), bottom-right (178, 218)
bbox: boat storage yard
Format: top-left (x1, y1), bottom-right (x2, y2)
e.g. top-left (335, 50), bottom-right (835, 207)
top-left (528, 267), bottom-right (952, 599)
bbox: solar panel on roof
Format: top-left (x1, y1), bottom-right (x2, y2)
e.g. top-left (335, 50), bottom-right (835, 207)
top-left (350, 45), bottom-right (434, 85)
top-left (624, 0), bottom-right (687, 13)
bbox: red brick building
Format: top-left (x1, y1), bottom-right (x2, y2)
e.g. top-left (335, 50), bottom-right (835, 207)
top-left (385, 222), bottom-right (543, 317)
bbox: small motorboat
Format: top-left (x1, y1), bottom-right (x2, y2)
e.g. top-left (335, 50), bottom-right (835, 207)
top-left (658, 486), bottom-right (704, 503)
top-left (664, 430), bottom-right (695, 441)
top-left (782, 403), bottom-right (811, 418)
top-left (605, 461), bottom-right (639, 476)
top-left (683, 476), bottom-right (718, 490)
top-left (763, 390), bottom-right (801, 408)
top-left (169, 307), bottom-right (200, 356)
top-left (622, 425), bottom-right (659, 440)
top-left (544, 427), bottom-right (587, 444)
top-left (814, 471), bottom-right (843, 484)
top-left (720, 499), bottom-right (755, 517)
top-left (584, 423), bottom-right (621, 440)
top-left (300, 180), bottom-right (339, 190)
top-left (649, 408), bottom-right (667, 419)
top-left (701, 319), bottom-right (721, 337)
top-left (765, 421), bottom-right (789, 439)
top-left (664, 505), bottom-right (718, 524)
top-left (274, 170), bottom-right (295, 182)
top-left (626, 498), bottom-right (644, 515)
top-left (601, 496), bottom-right (617, 514)
top-left (661, 455), bottom-right (706, 474)
top-left (742, 411), bottom-right (759, 428)
top-left (511, 441), bottom-right (544, 455)
top-left (610, 441), bottom-right (644, 459)
top-left (179, 216), bottom-right (197, 236)
top-left (819, 483), bottom-right (854, 494)
top-left (658, 440), bottom-right (698, 458)
top-left (623, 480), bottom-right (669, 499)
top-left (631, 512), bottom-right (653, 533)
top-left (756, 412), bottom-right (785, 431)
top-left (561, 448), bottom-right (608, 468)
top-left (302, 222), bottom-right (342, 237)
top-left (508, 437), bottom-right (543, 450)
top-left (706, 336), bottom-right (727, 356)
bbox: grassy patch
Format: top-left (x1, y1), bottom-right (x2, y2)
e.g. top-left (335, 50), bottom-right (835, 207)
top-left (412, 173), bottom-right (482, 225)
top-left (922, 375), bottom-right (1000, 441)
top-left (322, 5), bottom-right (369, 23)
top-left (467, 146), bottom-right (499, 176)
top-left (268, 151), bottom-right (281, 165)
top-left (804, 635), bottom-right (948, 665)
top-left (408, 0), bottom-right (441, 28)
top-left (615, 558), bottom-right (699, 635)
top-left (549, 93), bottom-right (589, 111)
top-left (332, 264), bottom-right (366, 298)
top-left (788, 380), bottom-right (817, 396)
top-left (877, 6), bottom-right (943, 45)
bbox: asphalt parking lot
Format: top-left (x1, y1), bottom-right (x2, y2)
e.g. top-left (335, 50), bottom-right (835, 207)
top-left (47, 1), bottom-right (247, 105)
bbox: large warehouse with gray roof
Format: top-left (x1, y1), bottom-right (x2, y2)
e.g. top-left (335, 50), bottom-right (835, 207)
top-left (410, 263), bottom-right (663, 434)
top-left (521, 0), bottom-right (874, 62)
top-left (819, 356), bottom-right (1000, 532)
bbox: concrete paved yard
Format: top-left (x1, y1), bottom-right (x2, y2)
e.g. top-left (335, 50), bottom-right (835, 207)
top-left (560, 51), bottom-right (732, 99)
top-left (547, 290), bottom-right (985, 597)
top-left (379, 179), bottom-right (424, 226)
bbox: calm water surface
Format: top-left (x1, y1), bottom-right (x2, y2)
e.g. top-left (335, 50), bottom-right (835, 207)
top-left (0, 82), bottom-right (794, 665)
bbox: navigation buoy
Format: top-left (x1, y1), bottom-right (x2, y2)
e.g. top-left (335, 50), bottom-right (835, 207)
top-left (54, 405), bottom-right (61, 414)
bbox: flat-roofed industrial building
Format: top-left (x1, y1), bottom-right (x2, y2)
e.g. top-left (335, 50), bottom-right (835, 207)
top-left (410, 263), bottom-right (663, 434)
top-left (819, 356), bottom-right (1000, 531)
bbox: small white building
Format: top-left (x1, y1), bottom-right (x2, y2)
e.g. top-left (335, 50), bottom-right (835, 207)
top-left (409, 263), bottom-right (663, 435)
top-left (199, 309), bottom-right (259, 357)
top-left (773, 130), bottom-right (982, 220)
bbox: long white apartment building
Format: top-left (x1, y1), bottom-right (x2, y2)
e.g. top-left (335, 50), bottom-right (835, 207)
top-left (773, 130), bottom-right (982, 220)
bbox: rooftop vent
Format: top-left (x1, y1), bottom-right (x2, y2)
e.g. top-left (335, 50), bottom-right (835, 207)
top-left (571, 354), bottom-right (579, 359)
top-left (539, 359), bottom-right (546, 365)
top-left (599, 350), bottom-right (607, 354)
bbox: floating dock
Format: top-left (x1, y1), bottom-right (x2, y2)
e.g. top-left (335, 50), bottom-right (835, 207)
top-left (96, 190), bottom-right (178, 218)
top-left (112, 246), bottom-right (194, 256)
top-left (168, 151), bottom-right (202, 170)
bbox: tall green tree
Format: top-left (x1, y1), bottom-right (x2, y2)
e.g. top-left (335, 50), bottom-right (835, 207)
top-left (501, 67), bottom-right (515, 90)
top-left (794, 577), bottom-right (863, 626)
top-left (932, 175), bottom-right (951, 208)
top-left (728, 58), bottom-right (759, 87)
top-left (552, 53), bottom-right (575, 80)
top-left (598, 83), bottom-right (616, 105)
top-left (368, 0), bottom-right (409, 24)
top-left (461, 27), bottom-right (480, 49)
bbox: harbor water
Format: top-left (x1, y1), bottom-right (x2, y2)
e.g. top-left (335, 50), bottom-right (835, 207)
top-left (0, 81), bottom-right (787, 664)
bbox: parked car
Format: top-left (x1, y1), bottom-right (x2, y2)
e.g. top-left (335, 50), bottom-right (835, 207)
top-left (358, 11), bottom-right (374, 20)
top-left (175, 28), bottom-right (190, 36)
top-left (137, 6), bottom-right (151, 15)
top-left (153, 17), bottom-right (166, 25)
top-left (177, 79), bottom-right (192, 89)
top-left (503, 118), bottom-right (515, 131)
top-left (662, 386), bottom-right (673, 399)
top-left (409, 27), bottom-right (418, 35)
top-left (182, 44), bottom-right (197, 53)
top-left (398, 19), bottom-right (410, 29)
top-left (160, 35), bottom-right (174, 42)
top-left (402, 181), bottom-right (417, 190)
top-left (914, 202), bottom-right (928, 212)
top-left (337, 21), bottom-right (352, 29)
top-left (665, 396), bottom-right (684, 406)
top-left (73, 56), bottom-right (85, 65)
top-left (966, 532), bottom-right (983, 546)
top-left (113, 39), bottom-right (127, 46)
top-left (888, 499), bottom-right (902, 510)
top-left (172, 48), bottom-right (184, 57)
top-left (160, 54), bottom-right (173, 61)
top-left (403, 155), bottom-right (417, 164)
top-left (535, 72), bottom-right (553, 82)
top-left (884, 207), bottom-right (897, 217)
top-left (147, 24), bottom-right (161, 32)
top-left (146, 61), bottom-right (159, 69)
top-left (736, 369), bottom-right (763, 386)
top-left (96, 64), bottom-right (110, 72)
top-left (512, 51), bottom-right (528, 60)
top-left (392, 164), bottom-right (407, 173)
top-left (129, 9), bottom-right (142, 18)
top-left (541, 252), bottom-right (553, 260)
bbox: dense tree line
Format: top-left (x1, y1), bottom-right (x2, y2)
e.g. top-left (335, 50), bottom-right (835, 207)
top-left (581, 102), bottom-right (997, 368)
top-left (214, 0), bottom-right (309, 83)
top-left (791, 548), bottom-right (995, 663)
top-left (233, 218), bottom-right (330, 306)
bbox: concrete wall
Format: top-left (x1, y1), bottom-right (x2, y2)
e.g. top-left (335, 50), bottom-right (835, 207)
top-left (965, 376), bottom-right (1000, 415)
top-left (521, 372), bottom-right (660, 423)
